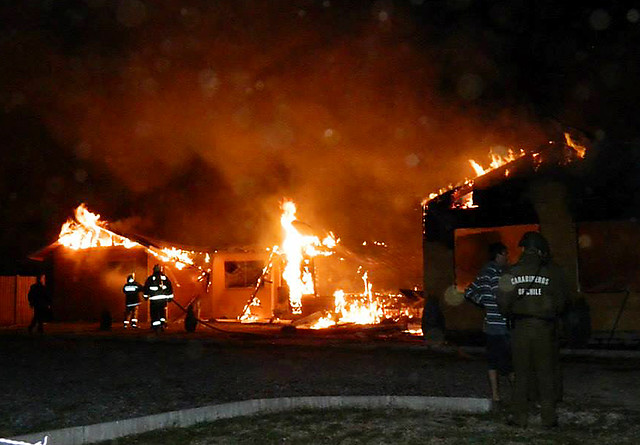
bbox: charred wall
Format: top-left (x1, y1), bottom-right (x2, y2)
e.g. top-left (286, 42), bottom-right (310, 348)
top-left (52, 246), bottom-right (149, 322)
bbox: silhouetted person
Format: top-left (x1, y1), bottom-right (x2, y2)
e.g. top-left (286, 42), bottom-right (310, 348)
top-left (122, 273), bottom-right (142, 328)
top-left (28, 275), bottom-right (51, 334)
top-left (143, 264), bottom-right (173, 331)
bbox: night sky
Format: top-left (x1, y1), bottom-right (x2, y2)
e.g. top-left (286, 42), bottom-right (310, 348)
top-left (1, 0), bottom-right (639, 285)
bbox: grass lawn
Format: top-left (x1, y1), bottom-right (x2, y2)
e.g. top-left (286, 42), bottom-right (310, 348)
top-left (96, 405), bottom-right (640, 445)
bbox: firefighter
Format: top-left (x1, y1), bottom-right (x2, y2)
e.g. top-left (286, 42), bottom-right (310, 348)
top-left (122, 273), bottom-right (142, 328)
top-left (143, 264), bottom-right (174, 331)
top-left (497, 231), bottom-right (569, 428)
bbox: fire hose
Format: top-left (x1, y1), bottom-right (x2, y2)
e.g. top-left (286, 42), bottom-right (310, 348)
top-left (169, 299), bottom-right (264, 337)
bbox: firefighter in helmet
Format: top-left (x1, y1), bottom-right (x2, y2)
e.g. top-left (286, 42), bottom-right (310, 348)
top-left (143, 264), bottom-right (174, 331)
top-left (122, 273), bottom-right (142, 328)
top-left (497, 231), bottom-right (569, 428)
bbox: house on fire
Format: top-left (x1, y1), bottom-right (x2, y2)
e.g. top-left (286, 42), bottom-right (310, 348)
top-left (21, 203), bottom-right (290, 326)
top-left (21, 203), bottom-right (385, 327)
top-left (422, 134), bottom-right (640, 344)
top-left (27, 234), bottom-right (286, 325)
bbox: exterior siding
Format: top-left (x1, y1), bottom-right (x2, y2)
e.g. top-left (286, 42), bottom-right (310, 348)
top-left (0, 276), bottom-right (36, 326)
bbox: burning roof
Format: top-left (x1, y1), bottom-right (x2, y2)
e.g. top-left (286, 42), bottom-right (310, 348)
top-left (31, 204), bottom-right (211, 275)
top-left (423, 131), bottom-right (589, 211)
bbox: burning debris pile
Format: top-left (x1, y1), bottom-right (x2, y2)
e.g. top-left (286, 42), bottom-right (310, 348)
top-left (240, 199), bottom-right (422, 331)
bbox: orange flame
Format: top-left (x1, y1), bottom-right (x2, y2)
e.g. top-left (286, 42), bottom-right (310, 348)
top-left (57, 204), bottom-right (204, 271)
top-left (468, 148), bottom-right (525, 178)
top-left (564, 132), bottom-right (587, 159)
top-left (280, 199), bottom-right (336, 314)
top-left (311, 271), bottom-right (387, 329)
top-left (58, 204), bottom-right (138, 250)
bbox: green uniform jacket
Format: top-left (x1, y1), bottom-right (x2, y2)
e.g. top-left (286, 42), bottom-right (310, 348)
top-left (497, 252), bottom-right (569, 321)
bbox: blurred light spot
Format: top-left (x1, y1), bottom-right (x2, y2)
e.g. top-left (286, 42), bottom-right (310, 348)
top-left (199, 69), bottom-right (219, 98)
top-left (322, 1), bottom-right (331, 7)
top-left (418, 115), bottom-right (432, 128)
top-left (135, 121), bottom-right (153, 137)
top-left (74, 169), bottom-right (88, 183)
top-left (9, 192), bottom-right (17, 201)
top-left (255, 80), bottom-right (265, 91)
top-left (75, 142), bottom-right (91, 159)
top-left (627, 9), bottom-right (640, 23)
top-left (298, 9), bottom-right (306, 17)
top-left (456, 73), bottom-right (484, 100)
top-left (589, 9), bottom-right (611, 31)
top-left (378, 11), bottom-right (389, 22)
top-left (578, 234), bottom-right (592, 249)
top-left (117, 0), bottom-right (147, 28)
top-left (491, 145), bottom-right (509, 157)
top-left (444, 285), bottom-right (464, 306)
top-left (324, 128), bottom-right (334, 138)
top-left (405, 153), bottom-right (420, 167)
top-left (180, 7), bottom-right (201, 28)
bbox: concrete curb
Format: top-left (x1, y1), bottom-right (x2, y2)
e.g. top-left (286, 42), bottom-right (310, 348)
top-left (11, 396), bottom-right (491, 445)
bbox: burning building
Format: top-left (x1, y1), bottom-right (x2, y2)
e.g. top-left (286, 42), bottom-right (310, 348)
top-left (29, 204), bottom-right (211, 324)
top-left (422, 132), bottom-right (640, 345)
top-left (25, 201), bottom-right (421, 331)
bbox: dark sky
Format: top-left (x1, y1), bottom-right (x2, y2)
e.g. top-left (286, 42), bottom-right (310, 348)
top-left (1, 0), bottom-right (639, 285)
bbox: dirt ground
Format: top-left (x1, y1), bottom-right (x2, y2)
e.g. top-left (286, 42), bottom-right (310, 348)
top-left (1, 322), bottom-right (639, 440)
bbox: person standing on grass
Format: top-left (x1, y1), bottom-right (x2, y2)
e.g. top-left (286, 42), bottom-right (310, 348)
top-left (464, 242), bottom-right (514, 405)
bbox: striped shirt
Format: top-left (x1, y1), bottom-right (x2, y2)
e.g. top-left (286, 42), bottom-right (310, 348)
top-left (464, 260), bottom-right (509, 335)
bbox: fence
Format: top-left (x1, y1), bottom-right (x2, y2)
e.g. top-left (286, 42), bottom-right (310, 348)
top-left (0, 276), bottom-right (36, 326)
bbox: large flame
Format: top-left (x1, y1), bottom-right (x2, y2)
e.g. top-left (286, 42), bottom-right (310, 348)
top-left (58, 204), bottom-right (138, 250)
top-left (57, 204), bottom-right (206, 271)
top-left (309, 272), bottom-right (418, 329)
top-left (280, 199), bottom-right (336, 314)
top-left (468, 148), bottom-right (525, 177)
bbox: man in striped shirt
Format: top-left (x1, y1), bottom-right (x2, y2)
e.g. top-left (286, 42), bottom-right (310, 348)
top-left (465, 242), bottom-right (514, 404)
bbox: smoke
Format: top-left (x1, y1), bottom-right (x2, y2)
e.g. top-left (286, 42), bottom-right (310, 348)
top-left (3, 0), bottom-right (549, 285)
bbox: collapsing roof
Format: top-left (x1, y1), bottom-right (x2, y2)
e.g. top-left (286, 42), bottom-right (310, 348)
top-left (422, 131), bottom-right (594, 245)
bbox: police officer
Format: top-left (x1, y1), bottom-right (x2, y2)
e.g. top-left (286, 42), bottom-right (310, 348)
top-left (143, 264), bottom-right (174, 331)
top-left (122, 273), bottom-right (142, 328)
top-left (497, 231), bottom-right (569, 428)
